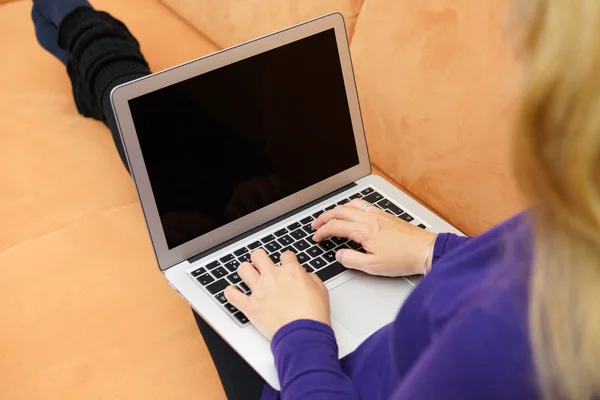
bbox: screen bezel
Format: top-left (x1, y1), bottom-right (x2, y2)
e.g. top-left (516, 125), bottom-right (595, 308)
top-left (110, 13), bottom-right (371, 271)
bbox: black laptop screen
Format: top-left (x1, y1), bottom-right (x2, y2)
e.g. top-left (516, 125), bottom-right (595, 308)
top-left (128, 29), bottom-right (359, 249)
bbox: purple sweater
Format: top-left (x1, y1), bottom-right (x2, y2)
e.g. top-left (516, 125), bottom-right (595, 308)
top-left (261, 213), bottom-right (539, 399)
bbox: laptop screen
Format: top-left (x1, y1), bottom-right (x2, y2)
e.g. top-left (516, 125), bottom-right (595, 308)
top-left (128, 28), bottom-right (359, 249)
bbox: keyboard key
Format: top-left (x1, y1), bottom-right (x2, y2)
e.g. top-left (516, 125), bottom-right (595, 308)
top-left (331, 236), bottom-right (347, 245)
top-left (239, 282), bottom-right (250, 292)
top-left (399, 213), bottom-right (414, 223)
top-left (349, 193), bottom-right (362, 200)
top-left (261, 234), bottom-right (275, 244)
top-left (302, 264), bottom-right (314, 273)
top-left (300, 216), bottom-right (314, 225)
top-left (277, 235), bottom-right (294, 246)
top-left (337, 199), bottom-right (350, 206)
top-left (287, 222), bottom-right (301, 231)
top-left (418, 224), bottom-right (427, 229)
top-left (377, 199), bottom-right (392, 209)
top-left (306, 235), bottom-right (317, 245)
top-left (234, 247), bottom-right (248, 257)
top-left (318, 240), bottom-right (336, 251)
top-left (296, 252), bottom-right (310, 263)
top-left (233, 311), bottom-right (249, 324)
top-left (265, 241), bottom-right (282, 253)
top-left (387, 203), bottom-right (403, 215)
top-left (316, 262), bottom-right (347, 282)
top-left (191, 267), bottom-right (206, 277)
top-left (325, 205), bottom-right (336, 211)
top-left (227, 273), bottom-right (242, 284)
top-left (307, 246), bottom-right (324, 257)
top-left (290, 229), bottom-right (307, 240)
top-left (238, 253), bottom-right (251, 263)
top-left (224, 260), bottom-right (240, 272)
top-left (303, 225), bottom-right (316, 235)
top-left (220, 254), bottom-right (234, 263)
top-left (212, 267), bottom-right (228, 279)
top-left (248, 241), bottom-right (261, 250)
top-left (293, 239), bottom-right (310, 251)
top-left (197, 274), bottom-right (214, 286)
top-left (313, 210), bottom-right (324, 218)
top-left (269, 252), bottom-right (281, 263)
top-left (323, 251), bottom-right (336, 263)
top-left (281, 246), bottom-right (296, 254)
top-left (206, 260), bottom-right (220, 270)
top-left (357, 247), bottom-right (367, 253)
top-left (361, 187), bottom-right (374, 195)
top-left (347, 240), bottom-right (361, 250)
top-left (274, 228), bottom-right (288, 237)
top-left (206, 278), bottom-right (229, 294)
top-left (363, 192), bottom-right (384, 204)
top-left (309, 257), bottom-right (327, 270)
top-left (215, 293), bottom-right (227, 304)
top-left (224, 303), bottom-right (238, 313)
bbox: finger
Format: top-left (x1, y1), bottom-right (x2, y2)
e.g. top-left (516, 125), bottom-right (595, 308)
top-left (308, 271), bottom-right (327, 289)
top-left (224, 285), bottom-right (252, 314)
top-left (312, 206), bottom-right (368, 230)
top-left (250, 248), bottom-right (276, 274)
top-left (347, 198), bottom-right (383, 213)
top-left (280, 250), bottom-right (299, 265)
top-left (336, 248), bottom-right (376, 271)
top-left (312, 219), bottom-right (365, 243)
top-left (237, 261), bottom-right (260, 289)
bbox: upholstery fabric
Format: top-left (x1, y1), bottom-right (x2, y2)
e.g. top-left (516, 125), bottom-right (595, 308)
top-left (351, 0), bottom-right (525, 234)
top-left (0, 0), bottom-right (226, 398)
top-left (1, 0), bottom-right (526, 398)
top-left (158, 0), bottom-right (364, 48)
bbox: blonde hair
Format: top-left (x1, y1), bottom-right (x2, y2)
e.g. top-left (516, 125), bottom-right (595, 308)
top-left (514, 0), bottom-right (600, 398)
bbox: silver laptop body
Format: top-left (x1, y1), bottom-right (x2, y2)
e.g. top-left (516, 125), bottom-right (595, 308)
top-left (110, 13), bottom-right (461, 390)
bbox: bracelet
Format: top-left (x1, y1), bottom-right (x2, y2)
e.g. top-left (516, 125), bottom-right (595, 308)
top-left (423, 235), bottom-right (437, 276)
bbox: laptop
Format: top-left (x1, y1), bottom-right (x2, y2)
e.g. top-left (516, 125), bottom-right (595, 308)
top-left (110, 13), bottom-right (461, 390)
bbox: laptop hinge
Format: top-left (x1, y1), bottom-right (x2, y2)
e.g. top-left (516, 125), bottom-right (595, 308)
top-left (188, 182), bottom-right (357, 264)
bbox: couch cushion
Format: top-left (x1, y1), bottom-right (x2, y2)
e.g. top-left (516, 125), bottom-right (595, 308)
top-left (350, 0), bottom-right (525, 234)
top-left (0, 0), bottom-right (225, 398)
top-left (0, 0), bottom-right (219, 252)
top-left (0, 204), bottom-right (225, 399)
top-left (159, 0), bottom-right (364, 48)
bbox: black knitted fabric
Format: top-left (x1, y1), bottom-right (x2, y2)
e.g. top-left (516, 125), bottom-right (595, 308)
top-left (57, 7), bottom-right (150, 121)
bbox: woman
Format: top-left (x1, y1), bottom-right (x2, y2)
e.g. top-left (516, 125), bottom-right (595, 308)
top-left (31, 0), bottom-right (600, 398)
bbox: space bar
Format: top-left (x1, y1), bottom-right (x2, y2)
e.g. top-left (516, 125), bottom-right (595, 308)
top-left (315, 262), bottom-right (347, 282)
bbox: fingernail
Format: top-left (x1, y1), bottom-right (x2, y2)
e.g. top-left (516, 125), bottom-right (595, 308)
top-left (335, 250), bottom-right (343, 261)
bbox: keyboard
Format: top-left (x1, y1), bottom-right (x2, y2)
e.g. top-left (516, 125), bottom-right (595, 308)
top-left (188, 186), bottom-right (428, 326)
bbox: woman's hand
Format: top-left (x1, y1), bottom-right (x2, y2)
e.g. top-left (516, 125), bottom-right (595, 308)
top-left (312, 199), bottom-right (437, 277)
top-left (224, 249), bottom-right (330, 340)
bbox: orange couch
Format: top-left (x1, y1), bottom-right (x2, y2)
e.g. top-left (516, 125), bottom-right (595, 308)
top-left (0, 0), bottom-right (524, 398)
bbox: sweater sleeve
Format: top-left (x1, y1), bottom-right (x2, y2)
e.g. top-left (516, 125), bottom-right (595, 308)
top-left (432, 232), bottom-right (471, 264)
top-left (271, 320), bottom-right (360, 400)
top-left (390, 309), bottom-right (536, 400)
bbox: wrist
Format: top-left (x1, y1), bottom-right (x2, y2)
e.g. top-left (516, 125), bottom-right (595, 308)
top-left (423, 234), bottom-right (438, 275)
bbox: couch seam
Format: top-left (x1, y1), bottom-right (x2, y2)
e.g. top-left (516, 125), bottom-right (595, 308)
top-left (154, 0), bottom-right (223, 50)
top-left (0, 201), bottom-right (138, 259)
top-left (348, 0), bottom-right (367, 44)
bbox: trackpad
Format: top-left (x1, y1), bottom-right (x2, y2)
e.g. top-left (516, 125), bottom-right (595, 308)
top-left (329, 273), bottom-right (414, 338)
